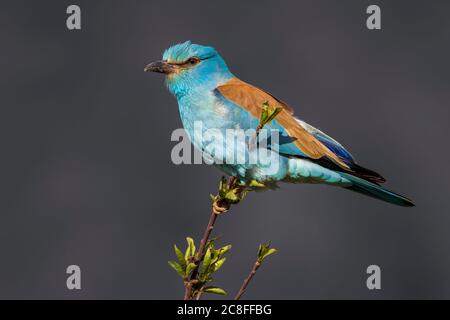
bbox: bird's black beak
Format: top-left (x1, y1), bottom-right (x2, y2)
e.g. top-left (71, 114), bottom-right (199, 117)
top-left (144, 60), bottom-right (176, 74)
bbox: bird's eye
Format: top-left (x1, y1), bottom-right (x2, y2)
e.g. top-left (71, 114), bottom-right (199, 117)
top-left (187, 57), bottom-right (200, 65)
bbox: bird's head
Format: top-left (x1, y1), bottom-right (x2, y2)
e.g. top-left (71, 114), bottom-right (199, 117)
top-left (145, 41), bottom-right (233, 98)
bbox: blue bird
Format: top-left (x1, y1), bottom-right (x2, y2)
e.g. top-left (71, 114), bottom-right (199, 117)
top-left (145, 41), bottom-right (414, 207)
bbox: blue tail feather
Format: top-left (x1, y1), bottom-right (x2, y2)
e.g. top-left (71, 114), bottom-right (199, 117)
top-left (340, 173), bottom-right (414, 207)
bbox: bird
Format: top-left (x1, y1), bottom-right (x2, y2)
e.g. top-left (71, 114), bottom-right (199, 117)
top-left (144, 41), bottom-right (414, 207)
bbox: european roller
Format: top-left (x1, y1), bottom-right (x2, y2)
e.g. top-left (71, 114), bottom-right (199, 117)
top-left (145, 41), bottom-right (414, 207)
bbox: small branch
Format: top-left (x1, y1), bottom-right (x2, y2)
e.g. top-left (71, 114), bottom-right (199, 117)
top-left (234, 260), bottom-right (261, 300)
top-left (183, 282), bottom-right (193, 300)
top-left (195, 287), bottom-right (205, 300)
top-left (248, 124), bottom-right (264, 151)
top-left (197, 208), bottom-right (219, 262)
top-left (234, 243), bottom-right (277, 300)
top-left (183, 176), bottom-right (239, 300)
top-left (184, 207), bottom-right (219, 300)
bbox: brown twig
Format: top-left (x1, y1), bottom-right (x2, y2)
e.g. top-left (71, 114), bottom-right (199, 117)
top-left (183, 281), bottom-right (193, 300)
top-left (195, 287), bottom-right (205, 300)
top-left (248, 123), bottom-right (264, 151)
top-left (234, 260), bottom-right (261, 300)
top-left (183, 177), bottom-right (237, 300)
top-left (183, 208), bottom-right (218, 300)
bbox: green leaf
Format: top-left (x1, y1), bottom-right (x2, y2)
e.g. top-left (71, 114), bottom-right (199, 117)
top-left (185, 262), bottom-right (197, 277)
top-left (203, 286), bottom-right (227, 295)
top-left (219, 176), bottom-right (227, 192)
top-left (257, 243), bottom-right (277, 262)
top-left (257, 243), bottom-right (266, 258)
top-left (248, 180), bottom-right (265, 188)
top-left (260, 102), bottom-right (269, 123)
top-left (168, 261), bottom-right (185, 278)
top-left (174, 245), bottom-right (186, 270)
top-left (199, 275), bottom-right (214, 284)
top-left (185, 237), bottom-right (196, 259)
top-left (262, 248), bottom-right (277, 260)
top-left (213, 257), bottom-right (226, 272)
top-left (206, 236), bottom-right (220, 248)
top-left (218, 244), bottom-right (232, 255)
top-left (225, 190), bottom-right (239, 203)
top-left (266, 107), bottom-right (282, 123)
top-left (203, 248), bottom-right (212, 271)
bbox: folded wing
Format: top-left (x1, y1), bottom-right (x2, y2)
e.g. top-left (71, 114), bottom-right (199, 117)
top-left (216, 78), bottom-right (350, 169)
top-left (216, 78), bottom-right (386, 184)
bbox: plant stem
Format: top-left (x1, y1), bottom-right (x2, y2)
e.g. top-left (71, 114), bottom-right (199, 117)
top-left (195, 288), bottom-right (205, 300)
top-left (197, 208), bottom-right (219, 262)
top-left (183, 176), bottom-right (241, 300)
top-left (183, 282), bottom-right (193, 300)
top-left (183, 202), bottom-right (220, 300)
top-left (248, 124), bottom-right (263, 151)
top-left (234, 260), bottom-right (261, 300)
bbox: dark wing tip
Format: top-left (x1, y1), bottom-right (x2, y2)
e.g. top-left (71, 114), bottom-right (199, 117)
top-left (350, 163), bottom-right (386, 184)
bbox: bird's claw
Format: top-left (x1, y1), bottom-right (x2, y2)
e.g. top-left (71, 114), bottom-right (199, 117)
top-left (211, 176), bottom-right (248, 214)
top-left (212, 200), bottom-right (229, 215)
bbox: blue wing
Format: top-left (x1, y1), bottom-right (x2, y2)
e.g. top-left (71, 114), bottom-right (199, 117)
top-left (295, 119), bottom-right (354, 164)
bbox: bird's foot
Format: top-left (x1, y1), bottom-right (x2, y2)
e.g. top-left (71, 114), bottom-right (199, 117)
top-left (210, 176), bottom-right (249, 214)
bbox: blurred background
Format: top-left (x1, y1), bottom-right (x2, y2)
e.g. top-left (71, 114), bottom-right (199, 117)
top-left (0, 0), bottom-right (449, 299)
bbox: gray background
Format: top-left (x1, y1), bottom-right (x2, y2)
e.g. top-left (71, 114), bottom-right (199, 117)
top-left (0, 0), bottom-right (449, 299)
